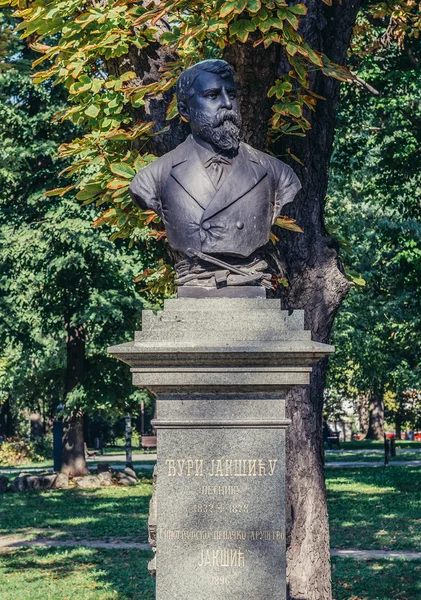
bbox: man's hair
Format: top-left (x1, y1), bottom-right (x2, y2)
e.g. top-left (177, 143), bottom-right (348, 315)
top-left (176, 59), bottom-right (235, 105)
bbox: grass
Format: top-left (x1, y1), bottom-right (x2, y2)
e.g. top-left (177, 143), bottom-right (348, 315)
top-left (0, 546), bottom-right (155, 599)
top-left (332, 557), bottom-right (421, 600)
top-left (2, 461), bottom-right (421, 599)
top-left (326, 466), bottom-right (421, 550)
top-left (338, 441), bottom-right (421, 450)
top-left (0, 478), bottom-right (153, 542)
top-left (325, 450), bottom-right (421, 462)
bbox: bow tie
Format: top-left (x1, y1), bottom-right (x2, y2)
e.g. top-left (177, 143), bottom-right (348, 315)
top-left (204, 155), bottom-right (232, 168)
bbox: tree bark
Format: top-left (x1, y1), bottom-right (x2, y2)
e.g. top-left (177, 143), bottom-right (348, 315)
top-left (395, 413), bottom-right (402, 440)
top-left (366, 393), bottom-right (385, 440)
top-left (61, 322), bottom-right (89, 476)
top-left (356, 393), bottom-right (370, 436)
top-left (125, 413), bottom-right (133, 469)
top-left (0, 395), bottom-right (14, 437)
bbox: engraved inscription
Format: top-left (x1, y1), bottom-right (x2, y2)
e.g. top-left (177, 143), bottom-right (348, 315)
top-left (166, 459), bottom-right (203, 477)
top-left (198, 547), bottom-right (245, 568)
top-left (166, 458), bottom-right (278, 477)
top-left (193, 503), bottom-right (249, 514)
top-left (211, 576), bottom-right (229, 586)
top-left (201, 485), bottom-right (240, 496)
top-left (157, 529), bottom-right (285, 541)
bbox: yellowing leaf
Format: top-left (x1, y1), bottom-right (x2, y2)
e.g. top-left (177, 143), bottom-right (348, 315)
top-left (166, 94), bottom-right (178, 120)
top-left (85, 104), bottom-right (100, 118)
top-left (274, 216), bottom-right (303, 232)
top-left (109, 163), bottom-right (136, 179)
top-left (45, 185), bottom-right (75, 198)
top-left (220, 0), bottom-right (247, 18)
top-left (288, 4), bottom-right (307, 15)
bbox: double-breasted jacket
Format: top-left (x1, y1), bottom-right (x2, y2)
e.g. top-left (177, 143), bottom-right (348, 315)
top-left (129, 135), bottom-right (301, 258)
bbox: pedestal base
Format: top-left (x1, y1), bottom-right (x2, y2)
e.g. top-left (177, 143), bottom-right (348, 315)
top-left (154, 392), bottom-right (287, 600)
top-left (108, 298), bottom-right (334, 600)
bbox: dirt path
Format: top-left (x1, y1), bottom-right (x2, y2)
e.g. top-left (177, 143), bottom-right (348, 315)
top-left (325, 460), bottom-right (421, 468)
top-left (0, 535), bottom-right (151, 552)
top-left (331, 549), bottom-right (421, 560)
top-left (1, 535), bottom-right (420, 561)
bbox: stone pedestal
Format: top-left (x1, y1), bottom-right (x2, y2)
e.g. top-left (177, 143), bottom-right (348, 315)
top-left (108, 298), bottom-right (333, 600)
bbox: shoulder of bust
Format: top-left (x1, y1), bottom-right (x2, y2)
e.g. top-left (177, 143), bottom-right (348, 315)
top-left (139, 136), bottom-right (193, 173)
top-left (240, 142), bottom-right (290, 173)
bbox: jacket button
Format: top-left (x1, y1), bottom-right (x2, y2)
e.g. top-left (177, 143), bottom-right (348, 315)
top-left (236, 221), bottom-right (244, 230)
top-left (202, 222), bottom-right (211, 231)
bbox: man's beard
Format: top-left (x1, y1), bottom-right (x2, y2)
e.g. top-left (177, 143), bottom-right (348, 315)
top-left (190, 108), bottom-right (242, 152)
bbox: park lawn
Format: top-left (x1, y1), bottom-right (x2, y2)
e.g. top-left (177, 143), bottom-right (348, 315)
top-left (0, 478), bottom-right (153, 542)
top-left (326, 466), bottom-right (421, 550)
top-left (102, 447), bottom-right (157, 456)
top-left (0, 548), bottom-right (419, 600)
top-left (1, 460), bottom-right (156, 473)
top-left (0, 546), bottom-right (155, 600)
top-left (331, 557), bottom-right (421, 600)
top-left (339, 441), bottom-right (421, 450)
top-left (325, 450), bottom-right (421, 462)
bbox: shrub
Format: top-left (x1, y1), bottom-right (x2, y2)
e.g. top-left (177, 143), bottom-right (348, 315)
top-left (0, 440), bottom-right (45, 466)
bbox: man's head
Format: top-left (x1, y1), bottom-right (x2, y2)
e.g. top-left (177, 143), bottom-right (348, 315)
top-left (176, 59), bottom-right (242, 152)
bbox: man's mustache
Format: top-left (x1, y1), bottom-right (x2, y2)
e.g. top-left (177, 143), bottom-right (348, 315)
top-left (212, 110), bottom-right (242, 128)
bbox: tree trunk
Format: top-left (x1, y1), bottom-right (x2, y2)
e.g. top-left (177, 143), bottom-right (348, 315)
top-left (125, 413), bottom-right (133, 469)
top-left (366, 394), bottom-right (384, 440)
top-left (356, 393), bottom-right (370, 436)
top-left (62, 415), bottom-right (88, 476)
top-left (0, 395), bottom-right (14, 437)
top-left (61, 322), bottom-right (89, 476)
top-left (395, 414), bottom-right (402, 440)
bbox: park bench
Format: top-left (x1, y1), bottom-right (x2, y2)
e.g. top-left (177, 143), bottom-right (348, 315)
top-left (84, 443), bottom-right (98, 459)
top-left (328, 432), bottom-right (341, 449)
top-left (141, 435), bottom-right (157, 450)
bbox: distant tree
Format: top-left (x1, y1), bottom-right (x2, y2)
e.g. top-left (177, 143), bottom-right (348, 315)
top-left (0, 10), bottom-right (158, 475)
top-left (326, 20), bottom-right (421, 441)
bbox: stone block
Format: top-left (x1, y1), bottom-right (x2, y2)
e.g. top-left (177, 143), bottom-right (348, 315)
top-left (53, 472), bottom-right (69, 489)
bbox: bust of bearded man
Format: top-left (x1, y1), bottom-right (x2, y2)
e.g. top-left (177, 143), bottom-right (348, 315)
top-left (129, 59), bottom-right (301, 297)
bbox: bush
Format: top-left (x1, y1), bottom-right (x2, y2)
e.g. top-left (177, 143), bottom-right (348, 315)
top-left (0, 440), bottom-right (45, 466)
top-left (31, 434), bottom-right (53, 460)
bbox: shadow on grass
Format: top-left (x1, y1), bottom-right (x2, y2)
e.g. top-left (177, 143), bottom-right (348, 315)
top-left (0, 546), bottom-right (155, 600)
top-left (326, 466), bottom-right (421, 550)
top-left (0, 478), bottom-right (153, 542)
top-left (332, 556), bottom-right (421, 600)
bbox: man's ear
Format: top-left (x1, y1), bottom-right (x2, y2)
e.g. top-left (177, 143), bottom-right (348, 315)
top-left (178, 100), bottom-right (190, 123)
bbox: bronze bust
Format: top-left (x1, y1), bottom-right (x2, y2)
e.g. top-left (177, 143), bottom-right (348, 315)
top-left (129, 59), bottom-right (301, 294)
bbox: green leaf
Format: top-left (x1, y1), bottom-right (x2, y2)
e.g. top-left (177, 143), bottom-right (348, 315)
top-left (247, 0), bottom-right (261, 13)
top-left (85, 104), bottom-right (100, 118)
top-left (110, 163), bottom-right (136, 179)
top-left (258, 17), bottom-right (283, 33)
top-left (288, 4), bottom-right (307, 15)
top-left (120, 71), bottom-right (137, 82)
top-left (220, 1), bottom-right (239, 18)
top-left (286, 43), bottom-right (298, 56)
top-left (230, 19), bottom-right (257, 42)
top-left (76, 183), bottom-right (103, 201)
top-left (166, 94), bottom-right (178, 120)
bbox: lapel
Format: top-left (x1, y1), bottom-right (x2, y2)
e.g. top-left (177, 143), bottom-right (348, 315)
top-left (202, 143), bottom-right (268, 221)
top-left (170, 136), bottom-right (216, 210)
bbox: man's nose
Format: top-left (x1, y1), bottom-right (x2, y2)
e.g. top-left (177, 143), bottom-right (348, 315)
top-left (220, 89), bottom-right (232, 109)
